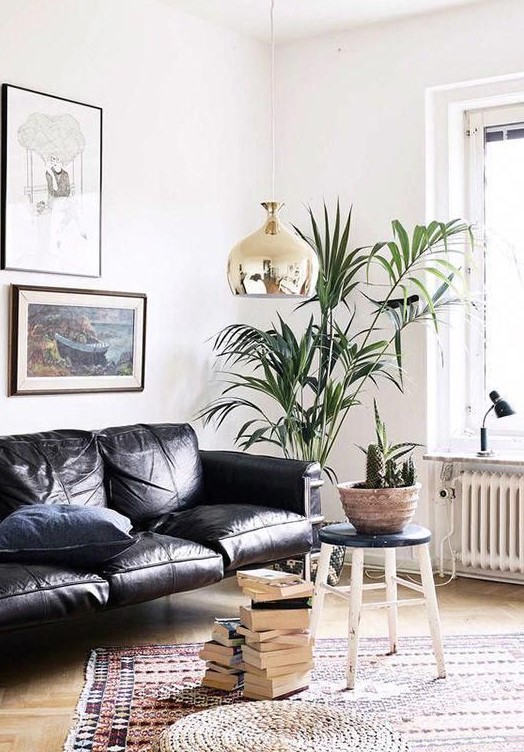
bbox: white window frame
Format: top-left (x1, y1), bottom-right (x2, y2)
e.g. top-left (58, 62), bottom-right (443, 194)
top-left (426, 74), bottom-right (524, 452)
top-left (464, 105), bottom-right (524, 437)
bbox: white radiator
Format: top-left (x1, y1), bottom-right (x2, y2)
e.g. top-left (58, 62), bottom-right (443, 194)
top-left (461, 470), bottom-right (524, 575)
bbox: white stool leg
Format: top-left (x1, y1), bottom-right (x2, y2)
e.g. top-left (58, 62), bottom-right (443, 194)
top-left (303, 551), bottom-right (312, 582)
top-left (384, 548), bottom-right (398, 654)
top-left (417, 543), bottom-right (446, 679)
top-left (310, 542), bottom-right (333, 640)
top-left (347, 547), bottom-right (365, 689)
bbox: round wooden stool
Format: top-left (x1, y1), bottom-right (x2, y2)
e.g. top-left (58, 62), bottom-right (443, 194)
top-left (310, 522), bottom-right (446, 689)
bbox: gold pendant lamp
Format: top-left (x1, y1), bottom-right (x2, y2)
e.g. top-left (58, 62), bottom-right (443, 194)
top-left (227, 0), bottom-right (319, 298)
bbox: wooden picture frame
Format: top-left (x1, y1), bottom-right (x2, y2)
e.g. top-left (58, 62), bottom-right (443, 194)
top-left (9, 285), bottom-right (146, 395)
top-left (1, 84), bottom-right (102, 277)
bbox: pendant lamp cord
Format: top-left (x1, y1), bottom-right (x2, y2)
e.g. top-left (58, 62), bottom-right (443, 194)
top-left (270, 0), bottom-right (276, 201)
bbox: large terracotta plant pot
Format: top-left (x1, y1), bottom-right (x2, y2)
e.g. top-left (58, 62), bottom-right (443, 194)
top-left (337, 481), bottom-right (421, 535)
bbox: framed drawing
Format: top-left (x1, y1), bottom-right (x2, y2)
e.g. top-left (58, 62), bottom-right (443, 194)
top-left (1, 84), bottom-right (102, 276)
top-left (10, 285), bottom-right (146, 395)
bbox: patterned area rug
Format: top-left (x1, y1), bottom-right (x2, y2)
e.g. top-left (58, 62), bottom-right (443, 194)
top-left (64, 634), bottom-right (524, 752)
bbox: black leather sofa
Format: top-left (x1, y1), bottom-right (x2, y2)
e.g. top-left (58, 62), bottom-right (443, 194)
top-left (0, 423), bottom-right (322, 632)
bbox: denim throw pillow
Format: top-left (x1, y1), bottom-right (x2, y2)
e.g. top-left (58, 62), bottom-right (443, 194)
top-left (0, 504), bottom-right (136, 567)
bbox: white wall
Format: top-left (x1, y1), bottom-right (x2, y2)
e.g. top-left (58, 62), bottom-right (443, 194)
top-left (274, 0), bottom-right (524, 520)
top-left (4, 0), bottom-right (524, 528)
top-left (0, 0), bottom-right (268, 444)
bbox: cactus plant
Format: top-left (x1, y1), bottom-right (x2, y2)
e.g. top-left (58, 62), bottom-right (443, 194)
top-left (365, 443), bottom-right (386, 488)
top-left (401, 457), bottom-right (416, 487)
top-left (361, 401), bottom-right (420, 489)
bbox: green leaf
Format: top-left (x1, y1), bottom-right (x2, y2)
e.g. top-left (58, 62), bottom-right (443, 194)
top-left (408, 276), bottom-right (438, 331)
top-left (394, 330), bottom-right (403, 388)
top-left (323, 201), bottom-right (331, 269)
top-left (392, 220), bottom-right (411, 266)
top-left (370, 254), bottom-right (396, 284)
top-left (332, 199), bottom-right (341, 262)
top-left (411, 224), bottom-right (426, 258)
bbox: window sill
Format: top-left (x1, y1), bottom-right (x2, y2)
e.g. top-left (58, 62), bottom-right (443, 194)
top-left (423, 451), bottom-right (524, 466)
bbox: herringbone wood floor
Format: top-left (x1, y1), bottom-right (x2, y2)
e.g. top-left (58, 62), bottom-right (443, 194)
top-left (0, 572), bottom-right (522, 752)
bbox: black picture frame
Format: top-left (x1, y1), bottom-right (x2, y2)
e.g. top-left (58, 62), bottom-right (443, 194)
top-left (1, 84), bottom-right (102, 277)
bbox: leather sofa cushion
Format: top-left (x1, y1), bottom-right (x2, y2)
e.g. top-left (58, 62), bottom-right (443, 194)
top-left (97, 424), bottom-right (203, 525)
top-left (0, 430), bottom-right (107, 521)
top-left (0, 563), bottom-right (109, 631)
top-left (0, 505), bottom-right (136, 566)
top-left (156, 505), bottom-right (312, 571)
top-left (99, 531), bottom-right (223, 607)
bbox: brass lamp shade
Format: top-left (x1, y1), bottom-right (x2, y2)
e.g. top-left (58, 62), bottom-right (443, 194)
top-left (227, 202), bottom-right (319, 297)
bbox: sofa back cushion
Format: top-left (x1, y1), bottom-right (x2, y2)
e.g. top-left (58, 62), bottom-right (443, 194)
top-left (97, 423), bottom-right (203, 525)
top-left (0, 430), bottom-right (107, 521)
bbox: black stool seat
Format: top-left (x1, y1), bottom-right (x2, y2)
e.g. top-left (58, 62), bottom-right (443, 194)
top-left (319, 523), bottom-right (431, 549)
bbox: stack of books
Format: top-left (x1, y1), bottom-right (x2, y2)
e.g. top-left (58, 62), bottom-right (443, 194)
top-left (236, 568), bottom-right (315, 699)
top-left (199, 617), bottom-right (245, 691)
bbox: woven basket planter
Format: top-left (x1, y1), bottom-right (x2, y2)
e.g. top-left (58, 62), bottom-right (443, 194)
top-left (337, 481), bottom-right (420, 535)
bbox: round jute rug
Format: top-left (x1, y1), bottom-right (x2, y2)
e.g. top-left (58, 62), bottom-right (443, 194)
top-left (153, 700), bottom-right (409, 752)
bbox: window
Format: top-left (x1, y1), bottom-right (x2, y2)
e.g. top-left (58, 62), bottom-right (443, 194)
top-left (427, 80), bottom-right (524, 449)
top-left (465, 105), bottom-right (524, 437)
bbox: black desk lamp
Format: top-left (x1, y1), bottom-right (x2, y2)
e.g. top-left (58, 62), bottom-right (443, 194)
top-left (477, 390), bottom-right (515, 456)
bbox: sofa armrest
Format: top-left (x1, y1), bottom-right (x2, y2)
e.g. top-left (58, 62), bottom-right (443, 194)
top-left (199, 450), bottom-right (323, 519)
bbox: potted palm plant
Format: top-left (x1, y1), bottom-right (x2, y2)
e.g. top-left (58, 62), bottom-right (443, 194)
top-left (338, 401), bottom-right (421, 534)
top-left (199, 203), bottom-right (471, 481)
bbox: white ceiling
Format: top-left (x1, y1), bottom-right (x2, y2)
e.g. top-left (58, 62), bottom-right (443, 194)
top-left (167, 0), bottom-right (491, 42)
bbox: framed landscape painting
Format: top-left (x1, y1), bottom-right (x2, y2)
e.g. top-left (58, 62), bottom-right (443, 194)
top-left (1, 84), bottom-right (102, 276)
top-left (9, 285), bottom-right (146, 395)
